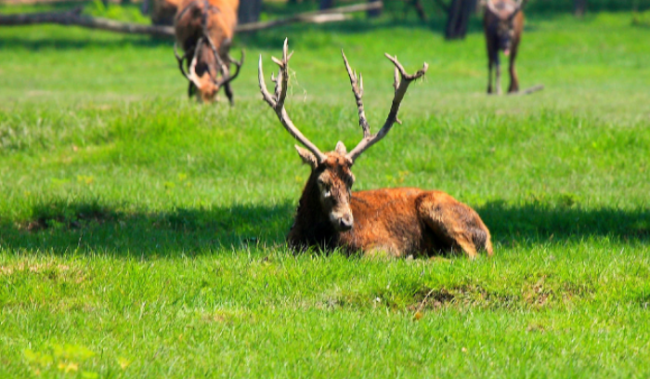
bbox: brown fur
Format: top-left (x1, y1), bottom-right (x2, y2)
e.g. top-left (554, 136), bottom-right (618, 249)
top-left (151, 0), bottom-right (182, 26)
top-left (174, 0), bottom-right (239, 103)
top-left (288, 151), bottom-right (493, 259)
top-left (483, 0), bottom-right (525, 94)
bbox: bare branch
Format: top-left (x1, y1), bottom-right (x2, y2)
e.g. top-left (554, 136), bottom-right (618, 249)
top-left (346, 55), bottom-right (428, 162)
top-left (237, 2), bottom-right (383, 33)
top-left (258, 38), bottom-right (326, 163)
top-left (0, 2), bottom-right (383, 37)
top-left (0, 7), bottom-right (175, 37)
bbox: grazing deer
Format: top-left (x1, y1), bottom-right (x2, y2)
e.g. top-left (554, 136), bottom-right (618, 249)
top-left (174, 0), bottom-right (244, 104)
top-left (483, 0), bottom-right (527, 94)
top-left (259, 40), bottom-right (493, 258)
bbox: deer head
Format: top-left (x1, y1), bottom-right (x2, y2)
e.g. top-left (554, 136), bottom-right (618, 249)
top-left (259, 39), bottom-right (427, 232)
top-left (174, 35), bottom-right (244, 104)
top-left (485, 0), bottom-right (527, 55)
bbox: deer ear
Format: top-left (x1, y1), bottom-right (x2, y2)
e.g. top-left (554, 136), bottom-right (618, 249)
top-left (295, 145), bottom-right (318, 169)
top-left (335, 141), bottom-right (347, 155)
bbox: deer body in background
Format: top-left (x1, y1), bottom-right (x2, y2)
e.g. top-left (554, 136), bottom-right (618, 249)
top-left (149, 0), bottom-right (183, 26)
top-left (259, 40), bottom-right (493, 259)
top-left (174, 0), bottom-right (244, 104)
top-left (483, 0), bottom-right (526, 94)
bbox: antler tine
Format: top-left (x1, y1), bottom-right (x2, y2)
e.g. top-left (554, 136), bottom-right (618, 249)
top-left (202, 32), bottom-right (226, 73)
top-left (509, 0), bottom-right (528, 19)
top-left (200, 16), bottom-right (244, 88)
top-left (216, 50), bottom-right (245, 88)
top-left (346, 55), bottom-right (428, 162)
top-left (484, 0), bottom-right (499, 14)
top-left (258, 54), bottom-right (276, 108)
top-left (188, 39), bottom-right (203, 77)
top-left (173, 42), bottom-right (191, 80)
top-left (342, 50), bottom-right (370, 139)
top-left (393, 65), bottom-right (399, 91)
top-left (258, 38), bottom-right (326, 163)
top-left (177, 38), bottom-right (204, 91)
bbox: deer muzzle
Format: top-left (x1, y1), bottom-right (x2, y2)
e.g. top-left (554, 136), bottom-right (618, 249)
top-left (330, 210), bottom-right (354, 232)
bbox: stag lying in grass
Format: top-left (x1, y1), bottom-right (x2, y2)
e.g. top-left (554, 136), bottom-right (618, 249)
top-left (174, 0), bottom-right (244, 104)
top-left (259, 40), bottom-right (493, 258)
top-left (484, 0), bottom-right (527, 94)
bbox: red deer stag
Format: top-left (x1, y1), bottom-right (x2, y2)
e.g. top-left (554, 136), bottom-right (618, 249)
top-left (174, 0), bottom-right (244, 104)
top-left (259, 40), bottom-right (493, 258)
top-left (483, 0), bottom-right (527, 94)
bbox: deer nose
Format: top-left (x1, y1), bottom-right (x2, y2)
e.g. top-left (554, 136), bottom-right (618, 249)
top-left (338, 214), bottom-right (353, 231)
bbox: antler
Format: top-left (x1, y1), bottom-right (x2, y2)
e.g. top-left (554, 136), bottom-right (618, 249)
top-left (342, 51), bottom-right (371, 142)
top-left (216, 50), bottom-right (245, 87)
top-left (345, 54), bottom-right (428, 162)
top-left (258, 38), bottom-right (327, 163)
top-left (201, 19), bottom-right (245, 89)
top-left (174, 39), bottom-right (204, 90)
top-left (174, 42), bottom-right (191, 78)
top-left (484, 0), bottom-right (499, 14)
top-left (484, 0), bottom-right (527, 19)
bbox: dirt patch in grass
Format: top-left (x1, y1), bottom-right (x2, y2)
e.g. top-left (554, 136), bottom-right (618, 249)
top-left (408, 288), bottom-right (456, 312)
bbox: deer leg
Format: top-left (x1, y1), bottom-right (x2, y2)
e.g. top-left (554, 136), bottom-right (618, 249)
top-left (187, 82), bottom-right (195, 98)
top-left (487, 58), bottom-right (494, 94)
top-left (508, 47), bottom-right (519, 93)
top-left (495, 55), bottom-right (502, 95)
top-left (224, 82), bottom-right (234, 106)
top-left (418, 194), bottom-right (493, 259)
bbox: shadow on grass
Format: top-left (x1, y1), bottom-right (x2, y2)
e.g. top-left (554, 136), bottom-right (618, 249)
top-left (0, 35), bottom-right (172, 51)
top-left (0, 200), bottom-right (295, 257)
top-left (477, 200), bottom-right (650, 245)
top-left (0, 199), bottom-right (647, 257)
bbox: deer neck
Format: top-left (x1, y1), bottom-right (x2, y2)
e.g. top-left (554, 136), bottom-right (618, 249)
top-left (288, 173), bottom-right (339, 249)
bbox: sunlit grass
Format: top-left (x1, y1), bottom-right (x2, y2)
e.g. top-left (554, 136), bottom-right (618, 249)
top-left (0, 8), bottom-right (649, 379)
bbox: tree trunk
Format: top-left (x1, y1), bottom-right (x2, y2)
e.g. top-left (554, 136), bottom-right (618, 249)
top-left (238, 0), bottom-right (263, 24)
top-left (445, 0), bottom-right (476, 40)
top-left (574, 0), bottom-right (587, 16)
top-left (141, 0), bottom-right (151, 15)
top-left (411, 0), bottom-right (427, 21)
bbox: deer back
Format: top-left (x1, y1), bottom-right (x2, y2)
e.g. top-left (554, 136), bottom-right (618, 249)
top-left (175, 0), bottom-right (238, 51)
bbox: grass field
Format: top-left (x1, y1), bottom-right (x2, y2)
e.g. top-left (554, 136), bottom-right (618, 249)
top-left (1, 6), bottom-right (649, 378)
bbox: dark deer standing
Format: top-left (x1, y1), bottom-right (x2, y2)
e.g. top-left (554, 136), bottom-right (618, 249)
top-left (484, 0), bottom-right (526, 94)
top-left (259, 40), bottom-right (493, 258)
top-left (174, 0), bottom-right (244, 104)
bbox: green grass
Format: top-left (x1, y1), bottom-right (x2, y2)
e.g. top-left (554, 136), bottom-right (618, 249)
top-left (1, 7), bottom-right (649, 378)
